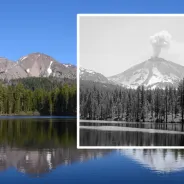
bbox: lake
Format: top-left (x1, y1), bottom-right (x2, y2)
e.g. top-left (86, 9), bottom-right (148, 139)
top-left (1, 117), bottom-right (184, 183)
top-left (80, 120), bottom-right (184, 146)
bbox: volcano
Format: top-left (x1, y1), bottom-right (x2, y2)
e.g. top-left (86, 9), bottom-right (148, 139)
top-left (0, 53), bottom-right (76, 81)
top-left (108, 57), bottom-right (184, 89)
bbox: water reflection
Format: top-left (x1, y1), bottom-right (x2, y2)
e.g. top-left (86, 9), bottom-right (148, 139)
top-left (0, 147), bottom-right (110, 176)
top-left (0, 118), bottom-right (110, 177)
top-left (80, 129), bottom-right (184, 146)
top-left (2, 118), bottom-right (184, 179)
top-left (120, 149), bottom-right (184, 173)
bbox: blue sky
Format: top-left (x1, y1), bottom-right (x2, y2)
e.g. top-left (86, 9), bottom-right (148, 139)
top-left (0, 0), bottom-right (183, 65)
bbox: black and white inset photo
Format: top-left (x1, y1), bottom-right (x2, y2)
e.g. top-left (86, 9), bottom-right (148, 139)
top-left (78, 14), bottom-right (184, 148)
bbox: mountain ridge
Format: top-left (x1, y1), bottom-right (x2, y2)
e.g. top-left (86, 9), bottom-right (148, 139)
top-left (80, 67), bottom-right (110, 84)
top-left (109, 57), bottom-right (184, 89)
top-left (0, 52), bottom-right (76, 81)
top-left (80, 57), bottom-right (184, 89)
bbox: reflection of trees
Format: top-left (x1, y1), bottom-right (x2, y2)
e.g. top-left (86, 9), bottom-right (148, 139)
top-left (80, 129), bottom-right (184, 146)
top-left (0, 118), bottom-right (76, 148)
top-left (0, 118), bottom-right (111, 176)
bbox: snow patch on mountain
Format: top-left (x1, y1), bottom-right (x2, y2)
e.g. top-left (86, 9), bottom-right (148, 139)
top-left (147, 67), bottom-right (164, 85)
top-left (19, 56), bottom-right (28, 61)
top-left (120, 149), bottom-right (184, 173)
top-left (80, 67), bottom-right (109, 83)
top-left (147, 67), bottom-right (180, 86)
top-left (80, 57), bottom-right (184, 89)
top-left (64, 64), bottom-right (72, 68)
top-left (47, 61), bottom-right (53, 76)
top-left (108, 57), bottom-right (184, 89)
top-left (80, 67), bottom-right (95, 75)
top-left (0, 53), bottom-right (76, 81)
top-left (26, 68), bottom-right (30, 73)
top-left (125, 69), bottom-right (149, 86)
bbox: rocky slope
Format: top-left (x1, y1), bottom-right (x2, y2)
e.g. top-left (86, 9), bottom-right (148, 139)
top-left (80, 67), bottom-right (110, 84)
top-left (108, 57), bottom-right (184, 89)
top-left (0, 57), bottom-right (27, 80)
top-left (0, 53), bottom-right (76, 81)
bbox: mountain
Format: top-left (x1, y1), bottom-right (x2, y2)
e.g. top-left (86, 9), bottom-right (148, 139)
top-left (120, 149), bottom-right (184, 173)
top-left (0, 57), bottom-right (28, 80)
top-left (80, 67), bottom-right (109, 83)
top-left (0, 53), bottom-right (76, 81)
top-left (108, 57), bottom-right (184, 89)
top-left (0, 147), bottom-right (110, 176)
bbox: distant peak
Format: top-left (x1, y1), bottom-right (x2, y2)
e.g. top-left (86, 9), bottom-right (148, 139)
top-left (148, 57), bottom-right (167, 62)
top-left (28, 52), bottom-right (47, 56)
top-left (0, 57), bottom-right (6, 59)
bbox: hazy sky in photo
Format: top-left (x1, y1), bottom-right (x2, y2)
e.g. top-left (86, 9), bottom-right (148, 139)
top-left (79, 15), bottom-right (184, 76)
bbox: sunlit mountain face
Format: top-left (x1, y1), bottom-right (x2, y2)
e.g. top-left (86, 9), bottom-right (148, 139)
top-left (0, 52), bottom-right (76, 81)
top-left (120, 149), bottom-right (184, 173)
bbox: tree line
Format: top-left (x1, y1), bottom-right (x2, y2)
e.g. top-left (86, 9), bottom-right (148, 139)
top-left (80, 79), bottom-right (184, 123)
top-left (0, 77), bottom-right (76, 116)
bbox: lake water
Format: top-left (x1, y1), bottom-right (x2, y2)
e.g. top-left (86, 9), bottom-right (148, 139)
top-left (1, 118), bottom-right (184, 183)
top-left (80, 120), bottom-right (184, 146)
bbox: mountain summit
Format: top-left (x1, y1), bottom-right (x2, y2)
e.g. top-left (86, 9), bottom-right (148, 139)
top-left (108, 57), bottom-right (184, 89)
top-left (80, 67), bottom-right (109, 83)
top-left (0, 53), bottom-right (76, 81)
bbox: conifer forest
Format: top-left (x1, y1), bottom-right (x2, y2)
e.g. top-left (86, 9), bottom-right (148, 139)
top-left (0, 77), bottom-right (76, 116)
top-left (80, 79), bottom-right (184, 123)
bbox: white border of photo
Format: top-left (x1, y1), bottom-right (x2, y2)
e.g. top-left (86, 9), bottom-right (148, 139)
top-left (77, 14), bottom-right (184, 149)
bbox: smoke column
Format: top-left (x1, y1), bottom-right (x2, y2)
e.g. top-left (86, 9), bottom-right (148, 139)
top-left (150, 30), bottom-right (172, 57)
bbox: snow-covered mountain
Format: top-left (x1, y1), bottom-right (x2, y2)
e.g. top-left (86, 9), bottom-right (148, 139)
top-left (80, 57), bottom-right (184, 89)
top-left (0, 53), bottom-right (76, 81)
top-left (108, 57), bottom-right (184, 89)
top-left (120, 149), bottom-right (184, 173)
top-left (80, 67), bottom-right (109, 83)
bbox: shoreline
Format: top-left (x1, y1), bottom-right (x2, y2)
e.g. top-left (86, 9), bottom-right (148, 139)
top-left (80, 119), bottom-right (184, 125)
top-left (80, 126), bottom-right (184, 135)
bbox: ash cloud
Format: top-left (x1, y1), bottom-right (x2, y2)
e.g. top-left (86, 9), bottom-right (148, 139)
top-left (150, 30), bottom-right (172, 57)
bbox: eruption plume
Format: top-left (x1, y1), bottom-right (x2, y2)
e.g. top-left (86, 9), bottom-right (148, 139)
top-left (150, 30), bottom-right (172, 57)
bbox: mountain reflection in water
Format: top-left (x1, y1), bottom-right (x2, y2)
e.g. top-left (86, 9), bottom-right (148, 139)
top-left (0, 147), bottom-right (110, 176)
top-left (120, 149), bottom-right (184, 173)
top-left (1, 118), bottom-right (184, 181)
top-left (0, 118), bottom-right (110, 177)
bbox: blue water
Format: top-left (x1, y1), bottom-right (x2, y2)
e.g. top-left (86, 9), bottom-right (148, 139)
top-left (1, 151), bottom-right (184, 184)
top-left (1, 117), bottom-right (184, 183)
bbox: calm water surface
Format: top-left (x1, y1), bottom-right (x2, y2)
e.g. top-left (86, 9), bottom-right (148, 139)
top-left (80, 120), bottom-right (184, 146)
top-left (1, 117), bottom-right (184, 183)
